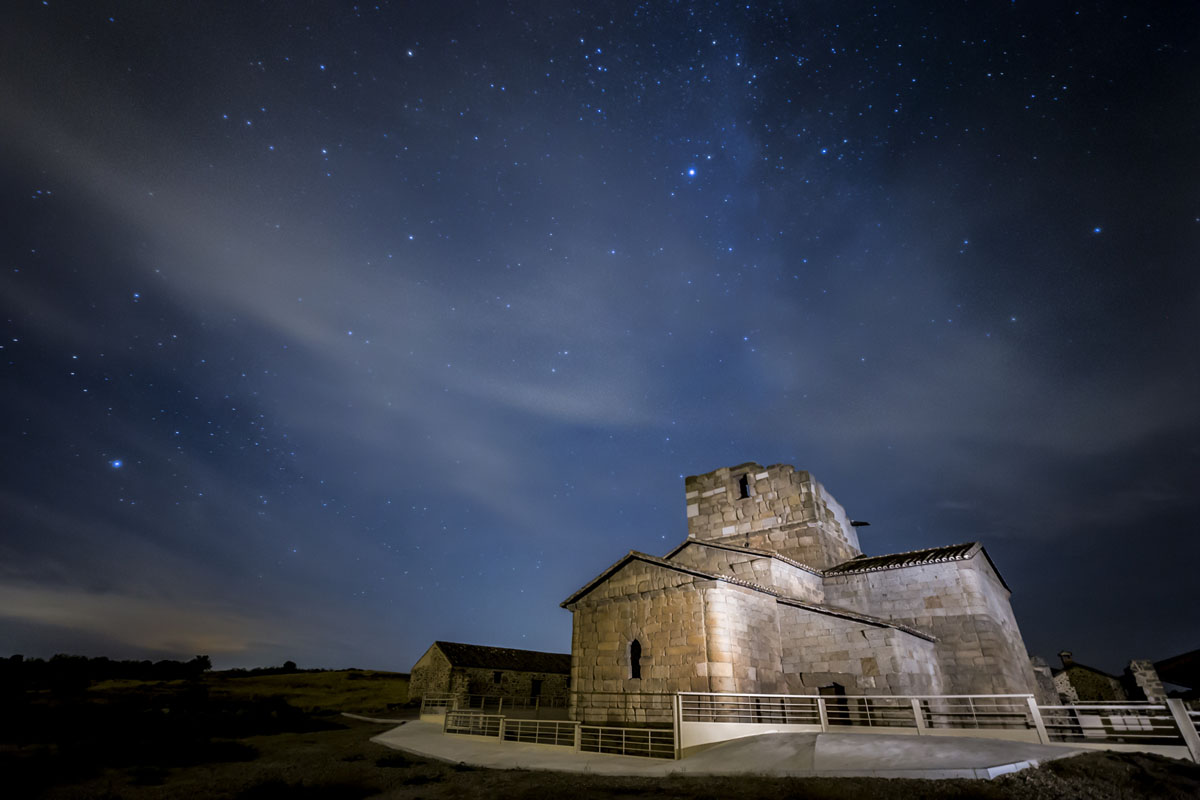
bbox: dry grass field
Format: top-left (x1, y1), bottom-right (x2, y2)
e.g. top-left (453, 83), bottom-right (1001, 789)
top-left (90, 668), bottom-right (411, 714)
top-left (5, 671), bottom-right (1198, 799)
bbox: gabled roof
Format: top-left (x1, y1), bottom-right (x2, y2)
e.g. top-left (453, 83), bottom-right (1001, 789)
top-left (560, 551), bottom-right (936, 642)
top-left (662, 538), bottom-right (823, 576)
top-left (432, 641), bottom-right (570, 674)
top-left (560, 550), bottom-right (775, 608)
top-left (823, 542), bottom-right (1009, 590)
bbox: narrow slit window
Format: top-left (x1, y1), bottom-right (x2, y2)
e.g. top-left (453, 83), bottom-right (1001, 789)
top-left (738, 474), bottom-right (752, 498)
top-left (630, 639), bottom-right (642, 680)
top-left (493, 671), bottom-right (502, 684)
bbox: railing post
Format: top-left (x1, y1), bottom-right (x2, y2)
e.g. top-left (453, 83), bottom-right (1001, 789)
top-left (1026, 696), bottom-right (1050, 745)
top-left (1166, 699), bottom-right (1200, 763)
top-left (673, 693), bottom-right (683, 759)
top-left (911, 698), bottom-right (927, 735)
top-left (818, 697), bottom-right (829, 732)
top-left (498, 717), bottom-right (506, 741)
top-left (574, 722), bottom-right (582, 752)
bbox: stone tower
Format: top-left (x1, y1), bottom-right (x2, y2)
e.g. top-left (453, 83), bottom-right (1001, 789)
top-left (685, 462), bottom-right (861, 570)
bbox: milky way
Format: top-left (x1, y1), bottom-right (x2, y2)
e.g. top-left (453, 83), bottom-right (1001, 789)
top-left (2, 1), bottom-right (1197, 672)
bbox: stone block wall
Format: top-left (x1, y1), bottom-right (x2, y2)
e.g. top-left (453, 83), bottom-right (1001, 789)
top-left (567, 559), bottom-right (709, 704)
top-left (776, 604), bottom-right (944, 695)
top-left (451, 666), bottom-right (569, 701)
top-left (823, 557), bottom-right (1037, 695)
top-left (684, 463), bottom-right (860, 570)
top-left (666, 541), bottom-right (825, 603)
top-left (1124, 659), bottom-right (1167, 702)
top-left (408, 646), bottom-right (452, 700)
top-left (409, 645), bottom-right (569, 703)
top-left (1056, 665), bottom-right (1126, 702)
top-left (701, 583), bottom-right (785, 693)
top-left (1029, 657), bottom-right (1060, 705)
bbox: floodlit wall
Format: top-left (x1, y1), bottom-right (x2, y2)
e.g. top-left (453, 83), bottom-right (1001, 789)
top-left (666, 541), bottom-right (825, 603)
top-left (700, 583), bottom-right (786, 693)
top-left (567, 559), bottom-right (709, 722)
top-left (823, 556), bottom-right (1037, 694)
top-left (684, 463), bottom-right (861, 570)
top-left (777, 604), bottom-right (944, 695)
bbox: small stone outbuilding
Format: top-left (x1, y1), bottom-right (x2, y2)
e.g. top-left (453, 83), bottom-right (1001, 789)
top-left (563, 462), bottom-right (1046, 719)
top-left (1052, 651), bottom-right (1168, 703)
top-left (408, 641), bottom-right (571, 704)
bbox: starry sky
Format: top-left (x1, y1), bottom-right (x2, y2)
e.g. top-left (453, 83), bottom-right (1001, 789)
top-left (2, 1), bottom-right (1197, 675)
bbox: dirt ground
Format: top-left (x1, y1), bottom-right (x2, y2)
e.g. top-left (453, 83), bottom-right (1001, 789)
top-left (31, 717), bottom-right (1200, 800)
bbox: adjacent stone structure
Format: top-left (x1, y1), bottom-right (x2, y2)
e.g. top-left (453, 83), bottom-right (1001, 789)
top-left (409, 641), bottom-right (570, 704)
top-left (1126, 659), bottom-right (1168, 703)
top-left (563, 462), bottom-right (1044, 719)
top-left (1050, 651), bottom-right (1170, 703)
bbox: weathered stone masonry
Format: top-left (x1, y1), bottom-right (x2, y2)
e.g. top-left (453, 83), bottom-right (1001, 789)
top-left (563, 462), bottom-right (1041, 718)
top-left (409, 641), bottom-right (570, 704)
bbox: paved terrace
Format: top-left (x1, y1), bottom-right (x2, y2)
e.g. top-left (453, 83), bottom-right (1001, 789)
top-left (371, 720), bottom-right (1086, 780)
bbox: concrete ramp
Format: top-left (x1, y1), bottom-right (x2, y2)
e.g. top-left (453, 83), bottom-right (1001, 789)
top-left (686, 731), bottom-right (1080, 778)
top-left (374, 720), bottom-right (1085, 779)
top-left (681, 732), bottom-right (819, 772)
top-left (812, 732), bottom-right (1081, 778)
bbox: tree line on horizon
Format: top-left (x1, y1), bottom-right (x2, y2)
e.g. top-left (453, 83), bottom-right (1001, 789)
top-left (1, 654), bottom-right (215, 691)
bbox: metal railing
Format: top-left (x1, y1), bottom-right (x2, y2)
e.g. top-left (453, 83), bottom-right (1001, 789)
top-left (463, 694), bottom-right (568, 711)
top-left (501, 718), bottom-right (579, 747)
top-left (579, 724), bottom-right (676, 759)
top-left (680, 692), bottom-right (822, 725)
top-left (1190, 710), bottom-right (1200, 734)
top-left (680, 692), bottom-right (1034, 732)
top-left (919, 695), bottom-right (1032, 731)
top-left (1040, 704), bottom-right (1183, 744)
top-left (420, 694), bottom-right (456, 715)
top-left (443, 711), bottom-right (503, 738)
top-left (572, 690), bottom-right (675, 724)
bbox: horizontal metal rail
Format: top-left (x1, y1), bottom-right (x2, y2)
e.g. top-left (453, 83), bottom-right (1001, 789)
top-left (680, 691), bottom-right (1036, 699)
top-left (419, 694), bottom-right (456, 715)
top-left (579, 724), bottom-right (675, 759)
top-left (680, 692), bottom-right (1034, 732)
top-left (1038, 705), bottom-right (1184, 744)
top-left (463, 694), bottom-right (568, 710)
top-left (443, 711), bottom-right (503, 738)
top-left (501, 718), bottom-right (578, 747)
top-left (572, 690), bottom-right (676, 724)
top-left (680, 694), bottom-right (821, 725)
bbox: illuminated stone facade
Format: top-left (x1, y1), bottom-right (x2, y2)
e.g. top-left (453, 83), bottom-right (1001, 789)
top-left (563, 462), bottom-right (1043, 719)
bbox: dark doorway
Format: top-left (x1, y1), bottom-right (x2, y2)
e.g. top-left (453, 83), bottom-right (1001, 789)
top-left (819, 682), bottom-right (849, 726)
top-left (630, 639), bottom-right (642, 680)
top-left (530, 679), bottom-right (542, 698)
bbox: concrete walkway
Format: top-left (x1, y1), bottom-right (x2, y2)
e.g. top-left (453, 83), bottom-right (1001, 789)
top-left (371, 720), bottom-right (1085, 780)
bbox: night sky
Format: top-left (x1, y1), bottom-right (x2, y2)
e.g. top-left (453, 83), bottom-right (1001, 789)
top-left (2, 1), bottom-right (1197, 675)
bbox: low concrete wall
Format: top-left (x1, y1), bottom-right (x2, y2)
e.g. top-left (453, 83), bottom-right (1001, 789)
top-left (681, 721), bottom-right (821, 751)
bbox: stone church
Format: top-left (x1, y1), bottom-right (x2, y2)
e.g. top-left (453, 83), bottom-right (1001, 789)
top-left (562, 462), bottom-right (1041, 704)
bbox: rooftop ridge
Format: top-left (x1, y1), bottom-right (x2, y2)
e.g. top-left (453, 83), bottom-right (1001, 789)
top-left (823, 542), bottom-right (982, 576)
top-left (664, 537), bottom-right (825, 576)
top-left (561, 550), bottom-right (935, 640)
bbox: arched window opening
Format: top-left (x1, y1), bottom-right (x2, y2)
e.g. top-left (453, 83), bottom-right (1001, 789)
top-left (630, 639), bottom-right (642, 680)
